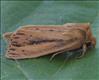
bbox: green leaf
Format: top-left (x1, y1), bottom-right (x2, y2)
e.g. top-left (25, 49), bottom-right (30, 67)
top-left (1, 1), bottom-right (99, 80)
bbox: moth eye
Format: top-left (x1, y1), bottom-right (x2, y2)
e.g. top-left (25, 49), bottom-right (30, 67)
top-left (86, 41), bottom-right (93, 48)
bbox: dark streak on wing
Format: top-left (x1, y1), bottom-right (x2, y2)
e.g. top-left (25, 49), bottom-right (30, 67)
top-left (16, 32), bottom-right (25, 35)
top-left (29, 39), bottom-right (64, 45)
top-left (29, 38), bottom-right (78, 45)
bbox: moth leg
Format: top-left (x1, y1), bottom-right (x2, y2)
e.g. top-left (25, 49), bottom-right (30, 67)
top-left (50, 50), bottom-right (65, 61)
top-left (76, 44), bottom-right (87, 58)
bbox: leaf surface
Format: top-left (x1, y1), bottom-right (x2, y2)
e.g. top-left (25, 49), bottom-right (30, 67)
top-left (1, 1), bottom-right (99, 80)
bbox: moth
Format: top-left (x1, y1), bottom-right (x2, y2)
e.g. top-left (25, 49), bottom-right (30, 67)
top-left (3, 23), bottom-right (96, 60)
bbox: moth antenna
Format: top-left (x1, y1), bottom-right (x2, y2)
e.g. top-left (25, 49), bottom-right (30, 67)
top-left (76, 44), bottom-right (87, 59)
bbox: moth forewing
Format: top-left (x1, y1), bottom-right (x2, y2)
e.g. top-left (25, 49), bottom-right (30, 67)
top-left (4, 23), bottom-right (96, 59)
top-left (5, 28), bottom-right (85, 59)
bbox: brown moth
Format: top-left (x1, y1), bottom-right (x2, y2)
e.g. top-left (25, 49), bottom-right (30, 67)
top-left (3, 23), bottom-right (96, 59)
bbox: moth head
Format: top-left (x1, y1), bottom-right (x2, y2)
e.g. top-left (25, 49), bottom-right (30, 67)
top-left (77, 23), bottom-right (96, 48)
top-left (64, 23), bottom-right (96, 48)
top-left (82, 23), bottom-right (96, 48)
top-left (86, 36), bottom-right (96, 48)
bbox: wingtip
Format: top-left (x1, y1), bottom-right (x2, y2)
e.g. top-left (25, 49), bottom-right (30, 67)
top-left (3, 32), bottom-right (12, 40)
